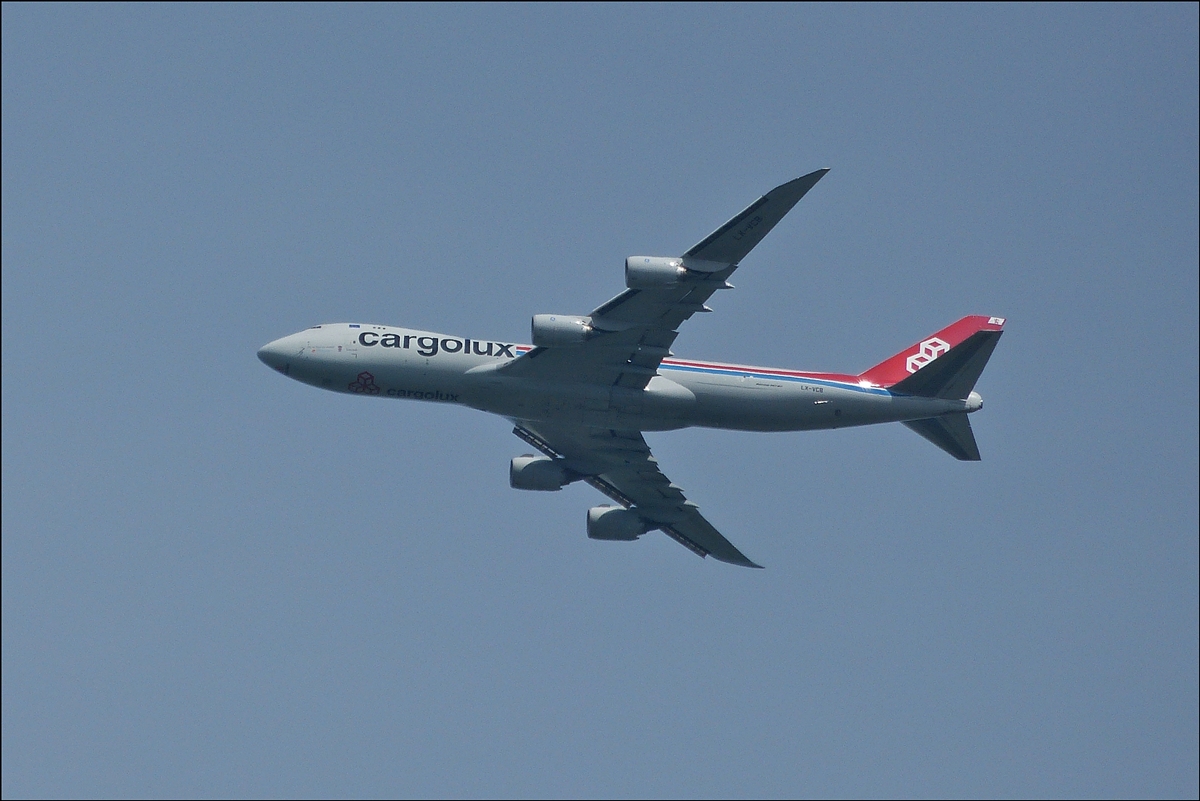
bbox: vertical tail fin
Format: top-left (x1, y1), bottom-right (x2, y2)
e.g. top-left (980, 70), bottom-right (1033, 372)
top-left (860, 315), bottom-right (1005, 399)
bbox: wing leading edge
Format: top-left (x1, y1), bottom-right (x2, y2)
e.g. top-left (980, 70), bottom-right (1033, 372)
top-left (513, 423), bottom-right (763, 568)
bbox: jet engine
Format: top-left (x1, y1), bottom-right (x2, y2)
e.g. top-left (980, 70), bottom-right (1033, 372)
top-left (586, 505), bottom-right (650, 541)
top-left (531, 314), bottom-right (593, 347)
top-left (625, 256), bottom-right (686, 288)
top-left (509, 455), bottom-right (570, 491)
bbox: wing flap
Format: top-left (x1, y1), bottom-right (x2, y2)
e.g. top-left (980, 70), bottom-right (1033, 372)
top-left (664, 515), bottom-right (763, 569)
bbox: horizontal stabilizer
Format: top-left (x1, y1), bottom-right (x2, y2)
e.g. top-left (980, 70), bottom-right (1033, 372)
top-left (903, 414), bottom-right (981, 461)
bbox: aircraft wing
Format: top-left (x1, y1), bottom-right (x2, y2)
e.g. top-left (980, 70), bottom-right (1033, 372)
top-left (683, 168), bottom-right (830, 264)
top-left (513, 422), bottom-right (762, 568)
top-left (500, 169), bottom-right (828, 389)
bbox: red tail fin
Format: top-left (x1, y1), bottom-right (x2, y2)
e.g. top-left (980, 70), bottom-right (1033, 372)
top-left (859, 315), bottom-right (1006, 388)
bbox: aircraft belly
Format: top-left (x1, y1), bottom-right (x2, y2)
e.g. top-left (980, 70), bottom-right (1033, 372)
top-left (459, 373), bottom-right (696, 431)
top-left (309, 342), bottom-right (964, 428)
top-left (663, 369), bottom-right (902, 432)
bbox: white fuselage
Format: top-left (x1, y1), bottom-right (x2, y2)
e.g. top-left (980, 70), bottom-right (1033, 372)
top-left (257, 323), bottom-right (974, 432)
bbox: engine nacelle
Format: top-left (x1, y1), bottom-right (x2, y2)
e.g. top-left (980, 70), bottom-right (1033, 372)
top-left (586, 505), bottom-right (650, 541)
top-left (510, 455), bottom-right (570, 491)
top-left (531, 314), bottom-right (593, 347)
top-left (625, 256), bottom-right (685, 288)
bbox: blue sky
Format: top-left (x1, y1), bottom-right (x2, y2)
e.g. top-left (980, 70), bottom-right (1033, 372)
top-left (3, 4), bottom-right (1197, 798)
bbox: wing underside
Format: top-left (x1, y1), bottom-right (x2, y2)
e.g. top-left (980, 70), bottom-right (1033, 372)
top-left (513, 423), bottom-right (762, 568)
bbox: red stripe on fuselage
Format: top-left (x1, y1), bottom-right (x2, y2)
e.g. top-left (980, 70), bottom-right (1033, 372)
top-left (660, 358), bottom-right (861, 385)
top-left (507, 345), bottom-right (870, 389)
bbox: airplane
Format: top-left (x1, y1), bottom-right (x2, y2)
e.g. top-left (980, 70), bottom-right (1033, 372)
top-left (257, 169), bottom-right (1004, 568)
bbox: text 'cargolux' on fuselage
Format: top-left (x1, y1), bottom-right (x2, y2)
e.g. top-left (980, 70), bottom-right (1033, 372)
top-left (258, 169), bottom-right (1005, 568)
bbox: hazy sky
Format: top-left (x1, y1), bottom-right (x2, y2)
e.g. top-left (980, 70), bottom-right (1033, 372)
top-left (3, 4), bottom-right (1197, 798)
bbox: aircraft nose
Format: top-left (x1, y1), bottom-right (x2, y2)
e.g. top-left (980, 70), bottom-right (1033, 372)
top-left (257, 337), bottom-right (296, 374)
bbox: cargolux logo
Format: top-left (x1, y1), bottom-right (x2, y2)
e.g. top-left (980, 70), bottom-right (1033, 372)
top-left (357, 331), bottom-right (515, 358)
top-left (349, 371), bottom-right (380, 394)
top-left (906, 337), bottom-right (950, 373)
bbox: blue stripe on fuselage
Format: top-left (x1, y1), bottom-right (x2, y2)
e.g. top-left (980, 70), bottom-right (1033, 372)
top-left (658, 363), bottom-right (892, 395)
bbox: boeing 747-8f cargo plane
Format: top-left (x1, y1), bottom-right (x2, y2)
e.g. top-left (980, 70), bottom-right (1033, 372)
top-left (258, 169), bottom-right (1004, 567)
